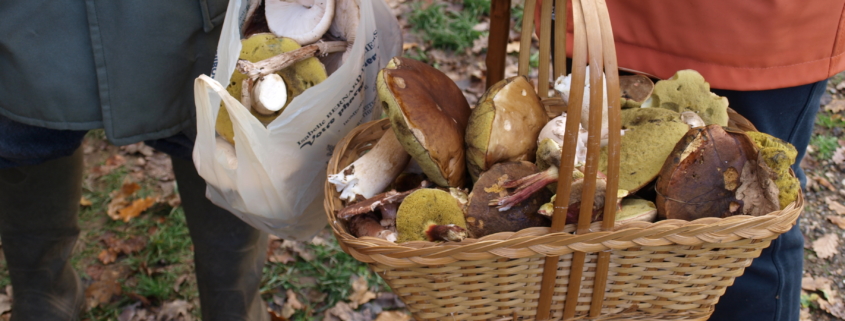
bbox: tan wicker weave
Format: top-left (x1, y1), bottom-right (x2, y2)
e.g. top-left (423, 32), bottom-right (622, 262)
top-left (323, 0), bottom-right (804, 319)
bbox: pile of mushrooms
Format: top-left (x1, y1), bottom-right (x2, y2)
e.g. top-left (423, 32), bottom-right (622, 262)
top-left (330, 62), bottom-right (799, 243)
top-left (216, 0), bottom-right (360, 144)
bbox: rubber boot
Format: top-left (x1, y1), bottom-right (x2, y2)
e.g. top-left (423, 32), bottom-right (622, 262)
top-left (0, 147), bottom-right (85, 321)
top-left (171, 157), bottom-right (270, 321)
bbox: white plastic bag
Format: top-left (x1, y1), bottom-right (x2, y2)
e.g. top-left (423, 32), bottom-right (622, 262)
top-left (193, 0), bottom-right (402, 240)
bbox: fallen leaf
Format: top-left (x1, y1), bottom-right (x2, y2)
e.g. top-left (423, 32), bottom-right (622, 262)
top-left (506, 41), bottom-right (521, 53)
top-left (281, 290), bottom-right (304, 318)
top-left (0, 293), bottom-right (11, 315)
top-left (86, 264), bottom-right (105, 281)
top-left (826, 197), bottom-right (845, 215)
top-left (98, 249), bottom-right (118, 264)
top-left (144, 153), bottom-right (174, 181)
top-left (80, 197), bottom-right (93, 207)
top-left (117, 197), bottom-right (157, 222)
top-left (107, 181), bottom-right (142, 220)
top-left (735, 160), bottom-right (780, 216)
top-left (173, 274), bottom-right (190, 293)
top-left (833, 146), bottom-right (845, 165)
top-left (310, 235), bottom-right (328, 246)
top-left (282, 240), bottom-right (315, 261)
top-left (826, 99), bottom-right (845, 113)
top-left (122, 142), bottom-right (155, 157)
top-left (471, 21), bottom-right (489, 32)
top-left (157, 300), bottom-right (193, 321)
top-left (816, 176), bottom-right (836, 191)
top-left (799, 307), bottom-right (812, 321)
top-left (802, 275), bottom-right (834, 298)
top-left (324, 301), bottom-right (369, 321)
top-left (85, 265), bottom-right (128, 309)
top-left (118, 301), bottom-right (154, 321)
top-left (375, 311), bottom-right (411, 321)
top-left (112, 236), bottom-right (148, 255)
top-left (813, 233), bottom-right (840, 259)
top-left (828, 215), bottom-right (845, 229)
top-left (347, 276), bottom-right (377, 309)
top-left (818, 297), bottom-right (845, 319)
top-left (402, 42), bottom-right (418, 51)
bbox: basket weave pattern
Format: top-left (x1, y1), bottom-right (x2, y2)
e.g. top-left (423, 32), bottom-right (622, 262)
top-left (324, 119), bottom-right (803, 320)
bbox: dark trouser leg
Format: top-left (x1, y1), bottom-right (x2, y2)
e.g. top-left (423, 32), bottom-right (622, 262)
top-left (708, 80), bottom-right (826, 321)
top-left (0, 147), bottom-right (85, 321)
top-left (170, 156), bottom-right (269, 321)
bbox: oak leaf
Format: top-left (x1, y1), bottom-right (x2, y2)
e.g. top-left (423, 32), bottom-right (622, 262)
top-left (85, 265), bottom-right (128, 308)
top-left (281, 289), bottom-right (304, 318)
top-left (826, 197), bottom-right (845, 215)
top-left (117, 197), bottom-right (157, 222)
top-left (80, 197), bottom-right (93, 207)
top-left (833, 146), bottom-right (845, 165)
top-left (347, 276), bottom-right (377, 309)
top-left (828, 215), bottom-right (845, 229)
top-left (813, 233), bottom-right (840, 259)
top-left (826, 99), bottom-right (845, 113)
top-left (375, 311), bottom-right (412, 321)
top-left (157, 300), bottom-right (193, 321)
top-left (0, 292), bottom-right (11, 315)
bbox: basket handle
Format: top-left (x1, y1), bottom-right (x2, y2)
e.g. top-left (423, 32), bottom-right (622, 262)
top-left (508, 0), bottom-right (622, 318)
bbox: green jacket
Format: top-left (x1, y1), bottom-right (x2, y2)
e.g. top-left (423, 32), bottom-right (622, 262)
top-left (0, 0), bottom-right (229, 145)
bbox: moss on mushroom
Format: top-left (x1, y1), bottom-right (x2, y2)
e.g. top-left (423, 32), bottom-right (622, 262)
top-left (646, 70), bottom-right (729, 127)
top-left (745, 131), bottom-right (800, 208)
top-left (395, 188), bottom-right (467, 243)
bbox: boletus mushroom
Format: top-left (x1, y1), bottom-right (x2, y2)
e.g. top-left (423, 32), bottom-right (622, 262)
top-left (465, 76), bottom-right (548, 182)
top-left (597, 107), bottom-right (692, 192)
top-left (619, 74), bottom-right (655, 108)
top-left (655, 124), bottom-right (780, 220)
top-left (642, 69), bottom-right (730, 127)
top-left (745, 131), bottom-right (800, 209)
top-left (216, 34), bottom-right (328, 144)
top-left (465, 161), bottom-right (551, 238)
top-left (395, 188), bottom-right (468, 243)
top-left (265, 0), bottom-right (334, 45)
top-left (328, 128), bottom-right (411, 202)
top-left (378, 57), bottom-right (472, 188)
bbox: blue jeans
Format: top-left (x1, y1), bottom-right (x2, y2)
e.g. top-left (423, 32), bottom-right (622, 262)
top-left (0, 115), bottom-right (194, 169)
top-left (707, 79), bottom-right (826, 321)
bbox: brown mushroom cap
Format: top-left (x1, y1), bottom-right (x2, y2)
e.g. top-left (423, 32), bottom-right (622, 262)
top-left (378, 57), bottom-right (472, 188)
top-left (465, 76), bottom-right (548, 183)
top-left (619, 74), bottom-right (655, 108)
top-left (465, 161), bottom-right (551, 238)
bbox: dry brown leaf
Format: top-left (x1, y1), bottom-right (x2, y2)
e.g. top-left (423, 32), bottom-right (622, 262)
top-left (172, 274), bottom-right (190, 294)
top-left (802, 275), bottom-right (834, 296)
top-left (117, 197), bottom-right (157, 222)
top-left (157, 300), bottom-right (193, 321)
top-left (122, 142), bottom-right (155, 157)
top-left (818, 297), bottom-right (845, 319)
top-left (324, 301), bottom-right (368, 321)
top-left (826, 99), bottom-right (845, 113)
top-left (0, 293), bottom-right (11, 315)
top-left (799, 307), bottom-right (812, 321)
top-left (828, 215), bottom-right (845, 229)
top-left (281, 240), bottom-right (316, 261)
top-left (85, 265), bottom-right (128, 309)
top-left (118, 301), bottom-right (155, 321)
top-left (107, 181), bottom-right (141, 220)
top-left (813, 233), bottom-right (840, 259)
top-left (98, 249), bottom-right (118, 264)
top-left (833, 146), bottom-right (845, 165)
top-left (402, 42), bottom-right (418, 51)
top-left (816, 176), bottom-right (836, 191)
top-left (375, 311), bottom-right (411, 321)
top-left (281, 289), bottom-right (304, 318)
top-left (826, 197), bottom-right (845, 215)
top-left (735, 160), bottom-right (780, 216)
top-left (347, 276), bottom-right (377, 309)
top-left (506, 41), bottom-right (521, 53)
top-left (80, 197), bottom-right (93, 207)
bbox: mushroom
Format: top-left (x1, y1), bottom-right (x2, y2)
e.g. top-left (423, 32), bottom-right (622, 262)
top-left (465, 76), bottom-right (549, 183)
top-left (535, 184), bottom-right (628, 225)
top-left (597, 107), bottom-right (692, 192)
top-left (336, 183), bottom-right (427, 228)
top-left (320, 0), bottom-right (359, 74)
top-left (252, 74), bottom-right (288, 115)
top-left (464, 161), bottom-right (551, 238)
top-left (378, 57), bottom-right (472, 188)
top-left (745, 131), bottom-right (799, 209)
top-left (265, 0), bottom-right (335, 45)
top-left (613, 197), bottom-right (658, 225)
top-left (216, 34), bottom-right (329, 144)
top-left (553, 69), bottom-right (611, 146)
top-left (619, 74), bottom-right (655, 108)
top-left (641, 70), bottom-right (730, 127)
top-left (347, 213), bottom-right (397, 242)
top-left (655, 124), bottom-right (779, 220)
top-left (395, 188), bottom-right (468, 243)
top-left (328, 128), bottom-right (412, 202)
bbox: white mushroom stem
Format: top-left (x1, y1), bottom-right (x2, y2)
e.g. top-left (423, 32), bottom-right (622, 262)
top-left (215, 136), bottom-right (238, 170)
top-left (328, 129), bottom-right (412, 202)
top-left (553, 70), bottom-right (611, 146)
top-left (236, 41), bottom-right (348, 79)
top-left (680, 111), bottom-right (706, 128)
top-left (252, 74), bottom-right (288, 115)
top-left (240, 77), bottom-right (254, 111)
top-left (266, 0), bottom-right (335, 45)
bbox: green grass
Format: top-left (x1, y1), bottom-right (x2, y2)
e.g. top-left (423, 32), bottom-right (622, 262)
top-left (408, 0), bottom-right (491, 52)
top-left (261, 237), bottom-right (388, 320)
top-left (810, 134), bottom-right (840, 160)
top-left (815, 113), bottom-right (845, 129)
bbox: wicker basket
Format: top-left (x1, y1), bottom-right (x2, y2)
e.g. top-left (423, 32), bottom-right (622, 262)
top-left (323, 0), bottom-right (804, 319)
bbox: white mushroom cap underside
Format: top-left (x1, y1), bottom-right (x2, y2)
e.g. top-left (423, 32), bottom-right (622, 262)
top-left (266, 0), bottom-right (335, 45)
